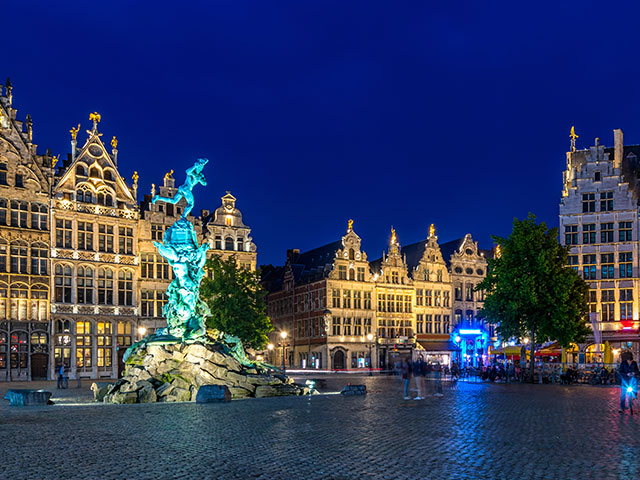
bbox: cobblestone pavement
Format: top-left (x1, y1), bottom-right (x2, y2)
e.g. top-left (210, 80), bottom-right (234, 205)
top-left (1, 375), bottom-right (638, 480)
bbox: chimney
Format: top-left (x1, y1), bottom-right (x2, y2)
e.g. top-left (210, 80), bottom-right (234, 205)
top-left (614, 129), bottom-right (624, 170)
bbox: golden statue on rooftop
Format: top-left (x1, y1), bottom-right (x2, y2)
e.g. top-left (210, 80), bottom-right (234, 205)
top-left (347, 219), bottom-right (353, 232)
top-left (429, 223), bottom-right (435, 237)
top-left (70, 124), bottom-right (80, 140)
top-left (89, 112), bottom-right (101, 124)
top-left (495, 244), bottom-right (502, 258)
top-left (164, 169), bottom-right (174, 181)
top-left (111, 136), bottom-right (118, 149)
top-left (132, 171), bottom-right (139, 185)
top-left (570, 126), bottom-right (578, 152)
top-left (391, 227), bottom-right (397, 244)
top-left (51, 155), bottom-right (59, 168)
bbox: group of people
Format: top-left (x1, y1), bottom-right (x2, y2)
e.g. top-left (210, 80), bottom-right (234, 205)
top-left (398, 356), bottom-right (444, 400)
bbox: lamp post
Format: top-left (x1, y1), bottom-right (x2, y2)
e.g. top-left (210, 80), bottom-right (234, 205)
top-left (455, 335), bottom-right (461, 366)
top-left (267, 343), bottom-right (274, 364)
top-left (367, 333), bottom-right (374, 376)
top-left (280, 331), bottom-right (287, 374)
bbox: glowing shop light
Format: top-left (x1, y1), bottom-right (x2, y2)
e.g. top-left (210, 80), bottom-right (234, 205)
top-left (459, 329), bottom-right (481, 335)
top-left (628, 386), bottom-right (634, 393)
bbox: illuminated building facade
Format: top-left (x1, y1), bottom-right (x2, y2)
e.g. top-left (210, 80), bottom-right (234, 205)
top-left (560, 129), bottom-right (640, 362)
top-left (264, 222), bottom-right (491, 370)
top-left (0, 81), bottom-right (258, 381)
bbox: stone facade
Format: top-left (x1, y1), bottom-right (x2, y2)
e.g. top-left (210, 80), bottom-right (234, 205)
top-left (560, 129), bottom-right (640, 362)
top-left (0, 81), bottom-right (258, 381)
top-left (263, 222), bottom-right (492, 371)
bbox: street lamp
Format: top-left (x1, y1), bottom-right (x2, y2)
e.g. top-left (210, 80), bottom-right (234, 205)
top-left (267, 343), bottom-right (274, 364)
top-left (455, 335), bottom-right (461, 365)
top-left (367, 333), bottom-right (374, 376)
top-left (137, 326), bottom-right (147, 338)
top-left (280, 331), bottom-right (287, 374)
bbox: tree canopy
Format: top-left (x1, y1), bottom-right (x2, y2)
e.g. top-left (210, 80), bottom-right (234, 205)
top-left (200, 255), bottom-right (273, 350)
top-left (477, 214), bottom-right (590, 376)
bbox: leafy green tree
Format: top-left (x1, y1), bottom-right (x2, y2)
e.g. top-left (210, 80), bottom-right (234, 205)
top-left (477, 213), bottom-right (590, 381)
top-left (200, 255), bottom-right (273, 350)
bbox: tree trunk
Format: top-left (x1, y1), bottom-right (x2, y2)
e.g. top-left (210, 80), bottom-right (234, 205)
top-left (529, 329), bottom-right (536, 383)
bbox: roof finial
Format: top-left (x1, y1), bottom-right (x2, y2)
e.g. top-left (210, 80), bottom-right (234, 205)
top-left (569, 126), bottom-right (578, 152)
top-left (70, 123), bottom-right (80, 141)
top-left (89, 112), bottom-right (101, 131)
top-left (51, 155), bottom-right (59, 169)
top-left (132, 171), bottom-right (139, 185)
top-left (164, 169), bottom-right (174, 181)
top-left (429, 223), bottom-right (435, 238)
top-left (111, 136), bottom-right (118, 149)
top-left (347, 219), bottom-right (353, 232)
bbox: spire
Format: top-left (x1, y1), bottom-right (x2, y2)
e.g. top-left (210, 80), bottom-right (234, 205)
top-left (25, 114), bottom-right (32, 142)
top-left (569, 126), bottom-right (578, 152)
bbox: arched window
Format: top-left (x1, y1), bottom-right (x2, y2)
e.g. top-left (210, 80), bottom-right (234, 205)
top-left (454, 309), bottom-right (462, 324)
top-left (10, 241), bottom-right (27, 273)
top-left (10, 283), bottom-right (28, 321)
top-left (348, 268), bottom-right (355, 281)
top-left (349, 248), bottom-right (355, 260)
top-left (225, 237), bottom-right (234, 251)
top-left (98, 268), bottom-right (114, 305)
top-left (10, 331), bottom-right (28, 368)
top-left (77, 189), bottom-right (93, 204)
top-left (89, 166), bottom-right (101, 178)
top-left (30, 332), bottom-right (47, 346)
top-left (55, 319), bottom-right (70, 334)
top-left (76, 321), bottom-right (92, 371)
top-left (55, 264), bottom-right (72, 303)
top-left (465, 283), bottom-right (474, 301)
top-left (77, 266), bottom-right (94, 304)
top-left (118, 270), bottom-right (133, 306)
top-left (31, 284), bottom-right (48, 321)
top-left (76, 165), bottom-right (87, 176)
top-left (236, 238), bottom-right (244, 252)
top-left (97, 321), bottom-right (112, 369)
top-left (104, 170), bottom-right (114, 182)
top-left (30, 203), bottom-right (47, 229)
top-left (97, 192), bottom-right (113, 206)
top-left (31, 243), bottom-right (48, 275)
top-left (465, 310), bottom-right (474, 324)
top-left (10, 200), bottom-right (28, 227)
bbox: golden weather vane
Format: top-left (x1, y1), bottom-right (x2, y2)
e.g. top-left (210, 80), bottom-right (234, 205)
top-left (111, 136), bottom-right (118, 149)
top-left (164, 169), bottom-right (174, 181)
top-left (70, 124), bottom-right (80, 140)
top-left (570, 126), bottom-right (579, 152)
top-left (348, 219), bottom-right (353, 232)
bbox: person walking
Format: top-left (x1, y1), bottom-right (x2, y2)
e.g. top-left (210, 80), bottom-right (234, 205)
top-left (401, 358), bottom-right (413, 400)
top-left (433, 362), bottom-right (444, 397)
top-left (57, 364), bottom-right (65, 389)
top-left (619, 353), bottom-right (637, 413)
top-left (413, 355), bottom-right (426, 400)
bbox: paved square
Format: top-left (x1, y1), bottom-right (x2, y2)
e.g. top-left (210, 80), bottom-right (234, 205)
top-left (0, 375), bottom-right (638, 479)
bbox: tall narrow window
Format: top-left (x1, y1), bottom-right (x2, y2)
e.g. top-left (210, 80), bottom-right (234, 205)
top-left (600, 223), bottom-right (614, 243)
top-left (583, 254), bottom-right (596, 280)
top-left (0, 164), bottom-right (7, 185)
top-left (118, 227), bottom-right (133, 254)
top-left (619, 221), bottom-right (633, 242)
top-left (77, 266), bottom-right (94, 304)
top-left (97, 321), bottom-right (112, 369)
top-left (620, 289), bottom-right (634, 321)
top-left (582, 224), bottom-right (596, 244)
top-left (116, 321), bottom-right (132, 347)
top-left (98, 224), bottom-right (114, 252)
top-left (225, 237), bottom-right (234, 251)
top-left (155, 291), bottom-right (168, 317)
top-left (10, 242), bottom-right (27, 273)
top-left (619, 252), bottom-right (633, 278)
top-left (76, 321), bottom-right (92, 370)
top-left (601, 290), bottom-right (615, 321)
top-left (564, 225), bottom-right (578, 245)
top-left (30, 243), bottom-right (47, 275)
top-left (118, 270), bottom-right (133, 306)
top-left (10, 200), bottom-right (28, 227)
top-left (600, 191), bottom-right (614, 211)
top-left (14, 174), bottom-right (23, 188)
top-left (56, 219), bottom-right (72, 248)
top-left (77, 221), bottom-right (94, 250)
top-left (30, 203), bottom-right (47, 229)
top-left (601, 253), bottom-right (614, 279)
top-left (0, 198), bottom-right (7, 225)
top-left (31, 286), bottom-right (48, 321)
top-left (141, 290), bottom-right (154, 317)
top-left (582, 193), bottom-right (595, 212)
top-left (54, 264), bottom-right (72, 303)
top-left (98, 268), bottom-right (114, 305)
top-left (141, 253), bottom-right (154, 279)
top-left (151, 224), bottom-right (164, 241)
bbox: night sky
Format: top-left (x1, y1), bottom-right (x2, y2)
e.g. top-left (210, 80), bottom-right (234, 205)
top-left (4, 2), bottom-right (640, 266)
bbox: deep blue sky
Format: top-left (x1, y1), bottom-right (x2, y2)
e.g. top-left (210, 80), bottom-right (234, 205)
top-left (4, 2), bottom-right (640, 266)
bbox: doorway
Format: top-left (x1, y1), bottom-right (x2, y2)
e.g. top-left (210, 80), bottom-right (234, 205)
top-left (31, 353), bottom-right (48, 380)
top-left (333, 350), bottom-right (345, 370)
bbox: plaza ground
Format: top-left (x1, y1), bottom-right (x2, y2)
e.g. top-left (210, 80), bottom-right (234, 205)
top-left (0, 375), bottom-right (638, 480)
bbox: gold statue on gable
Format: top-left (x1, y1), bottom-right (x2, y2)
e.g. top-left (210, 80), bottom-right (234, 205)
top-left (70, 124), bottom-right (80, 140)
top-left (111, 136), bottom-right (118, 149)
top-left (164, 169), bottom-right (174, 181)
top-left (570, 126), bottom-right (578, 152)
top-left (51, 155), bottom-right (59, 168)
top-left (89, 112), bottom-right (101, 124)
top-left (347, 219), bottom-right (353, 232)
top-left (391, 227), bottom-right (397, 244)
top-left (429, 223), bottom-right (435, 237)
top-left (132, 171), bottom-right (139, 185)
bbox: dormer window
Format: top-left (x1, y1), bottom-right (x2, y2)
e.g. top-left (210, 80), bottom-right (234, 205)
top-left (594, 171), bottom-right (601, 182)
top-left (76, 165), bottom-right (87, 176)
top-left (225, 215), bottom-right (232, 226)
top-left (77, 189), bottom-right (93, 203)
top-left (15, 174), bottom-right (23, 188)
top-left (89, 167), bottom-right (101, 178)
top-left (104, 170), bottom-right (114, 182)
top-left (97, 192), bottom-right (113, 206)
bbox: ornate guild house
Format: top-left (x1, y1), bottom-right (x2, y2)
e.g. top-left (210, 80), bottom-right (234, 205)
top-left (0, 80), bottom-right (257, 381)
top-left (263, 221), bottom-right (493, 371)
